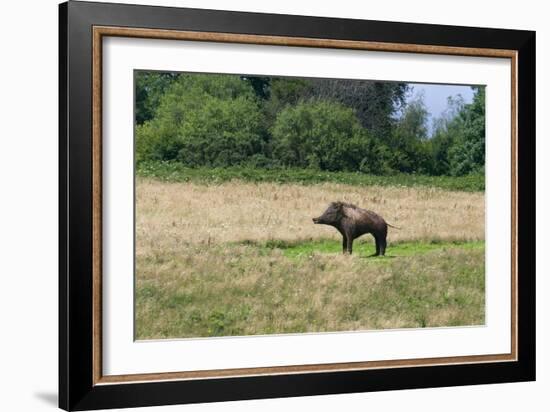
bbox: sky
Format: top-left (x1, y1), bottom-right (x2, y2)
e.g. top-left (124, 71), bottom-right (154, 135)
top-left (408, 83), bottom-right (475, 135)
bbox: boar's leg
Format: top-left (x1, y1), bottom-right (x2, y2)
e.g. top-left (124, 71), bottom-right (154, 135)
top-left (380, 235), bottom-right (387, 256)
top-left (342, 235), bottom-right (348, 254)
top-left (346, 236), bottom-right (354, 255)
top-left (374, 234), bottom-right (381, 256)
top-left (373, 232), bottom-right (387, 256)
top-left (380, 225), bottom-right (388, 256)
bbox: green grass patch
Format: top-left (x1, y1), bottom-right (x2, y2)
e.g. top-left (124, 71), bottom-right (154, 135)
top-left (137, 161), bottom-right (485, 192)
top-left (239, 238), bottom-right (484, 259)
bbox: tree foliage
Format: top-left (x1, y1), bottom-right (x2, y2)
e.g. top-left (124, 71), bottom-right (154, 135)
top-left (430, 87), bottom-right (485, 175)
top-left (389, 94), bottom-right (432, 173)
top-left (135, 72), bottom-right (486, 176)
top-left (135, 72), bottom-right (178, 125)
top-left (136, 74), bottom-right (265, 167)
top-left (271, 100), bottom-right (391, 173)
top-left (307, 79), bottom-right (409, 140)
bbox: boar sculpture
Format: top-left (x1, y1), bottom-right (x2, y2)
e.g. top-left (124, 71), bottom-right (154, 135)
top-left (313, 201), bottom-right (399, 256)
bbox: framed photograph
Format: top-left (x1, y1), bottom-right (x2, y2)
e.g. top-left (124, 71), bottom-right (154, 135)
top-left (59, 1), bottom-right (535, 410)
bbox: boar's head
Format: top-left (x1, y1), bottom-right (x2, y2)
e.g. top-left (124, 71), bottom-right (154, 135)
top-left (312, 202), bottom-right (344, 226)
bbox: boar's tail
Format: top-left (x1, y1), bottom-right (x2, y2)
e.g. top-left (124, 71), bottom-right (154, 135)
top-left (387, 223), bottom-right (401, 230)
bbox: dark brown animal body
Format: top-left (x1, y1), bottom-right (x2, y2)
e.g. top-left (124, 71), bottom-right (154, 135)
top-left (312, 201), bottom-right (397, 256)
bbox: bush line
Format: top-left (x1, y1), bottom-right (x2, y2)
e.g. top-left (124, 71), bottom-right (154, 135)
top-left (136, 161), bottom-right (485, 192)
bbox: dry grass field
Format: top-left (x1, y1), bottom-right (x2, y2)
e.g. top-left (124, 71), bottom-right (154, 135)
top-left (135, 178), bottom-right (485, 339)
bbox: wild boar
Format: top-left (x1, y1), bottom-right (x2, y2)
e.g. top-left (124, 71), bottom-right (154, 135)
top-left (312, 201), bottom-right (398, 256)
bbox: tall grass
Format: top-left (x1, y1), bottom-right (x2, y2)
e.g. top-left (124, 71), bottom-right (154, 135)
top-left (135, 178), bottom-right (485, 339)
top-left (136, 179), bottom-right (484, 247)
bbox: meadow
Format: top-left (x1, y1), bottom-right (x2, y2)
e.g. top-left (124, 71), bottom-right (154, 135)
top-left (135, 176), bottom-right (485, 339)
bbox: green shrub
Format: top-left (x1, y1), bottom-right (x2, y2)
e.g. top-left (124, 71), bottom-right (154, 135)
top-left (134, 73), bottom-right (486, 178)
top-left (136, 74), bottom-right (265, 167)
top-left (271, 100), bottom-right (392, 172)
top-left (136, 161), bottom-right (485, 192)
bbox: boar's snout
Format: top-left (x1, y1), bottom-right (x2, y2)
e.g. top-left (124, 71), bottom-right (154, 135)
top-left (312, 217), bottom-right (321, 224)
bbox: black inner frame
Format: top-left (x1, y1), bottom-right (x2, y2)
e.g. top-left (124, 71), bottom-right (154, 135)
top-left (59, 1), bottom-right (535, 410)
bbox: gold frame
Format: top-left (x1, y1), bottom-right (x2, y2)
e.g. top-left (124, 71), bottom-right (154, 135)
top-left (92, 26), bottom-right (518, 385)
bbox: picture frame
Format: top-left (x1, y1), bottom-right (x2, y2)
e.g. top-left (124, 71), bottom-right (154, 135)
top-left (59, 1), bottom-right (535, 410)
